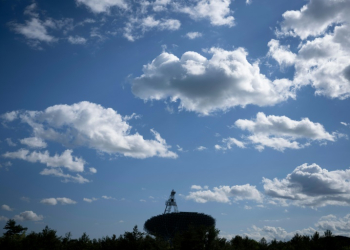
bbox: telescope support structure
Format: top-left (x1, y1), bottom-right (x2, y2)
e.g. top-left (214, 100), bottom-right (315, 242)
top-left (164, 189), bottom-right (178, 214)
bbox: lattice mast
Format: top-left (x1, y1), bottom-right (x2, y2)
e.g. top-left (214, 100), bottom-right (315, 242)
top-left (164, 189), bottom-right (179, 214)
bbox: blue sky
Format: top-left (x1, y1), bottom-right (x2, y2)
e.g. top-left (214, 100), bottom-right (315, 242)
top-left (1, 0), bottom-right (350, 241)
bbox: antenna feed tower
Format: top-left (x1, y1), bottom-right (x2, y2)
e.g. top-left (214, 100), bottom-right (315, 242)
top-left (164, 189), bottom-right (179, 214)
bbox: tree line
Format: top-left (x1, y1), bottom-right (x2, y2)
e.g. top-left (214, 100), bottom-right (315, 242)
top-left (1, 219), bottom-right (350, 250)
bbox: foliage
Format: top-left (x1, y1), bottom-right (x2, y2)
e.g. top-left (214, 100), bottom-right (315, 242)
top-left (1, 219), bottom-right (350, 250)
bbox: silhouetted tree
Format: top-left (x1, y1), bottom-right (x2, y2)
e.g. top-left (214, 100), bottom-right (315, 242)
top-left (3, 219), bottom-right (27, 237)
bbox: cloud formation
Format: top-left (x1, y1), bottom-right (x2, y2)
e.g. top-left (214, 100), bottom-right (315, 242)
top-left (40, 197), bottom-right (77, 205)
top-left (185, 32), bottom-right (202, 39)
top-left (1, 101), bottom-right (177, 159)
top-left (39, 168), bottom-right (90, 184)
top-left (234, 112), bottom-right (336, 151)
top-left (175, 0), bottom-right (234, 27)
top-left (186, 184), bottom-right (263, 204)
top-left (3, 149), bottom-right (85, 172)
top-left (263, 163), bottom-right (350, 207)
top-left (83, 197), bottom-right (98, 203)
top-left (241, 225), bottom-right (316, 242)
top-left (1, 204), bottom-right (13, 211)
top-left (132, 48), bottom-right (295, 115)
top-left (76, 0), bottom-right (128, 13)
top-left (20, 137), bottom-right (47, 148)
top-left (8, 3), bottom-right (74, 49)
top-left (271, 0), bottom-right (350, 100)
top-left (316, 214), bottom-right (350, 235)
top-left (13, 211), bottom-right (43, 221)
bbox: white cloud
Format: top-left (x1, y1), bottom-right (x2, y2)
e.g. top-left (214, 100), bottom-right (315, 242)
top-left (9, 18), bottom-right (56, 46)
top-left (196, 146), bottom-right (207, 151)
top-left (140, 199), bottom-right (146, 202)
top-left (68, 36), bottom-right (87, 45)
top-left (2, 102), bottom-right (177, 159)
top-left (234, 112), bottom-right (336, 151)
top-left (102, 195), bottom-right (116, 200)
top-left (2, 204), bottom-right (13, 211)
top-left (175, 0), bottom-right (234, 27)
top-left (6, 138), bottom-right (17, 147)
top-left (273, 0), bottom-right (350, 100)
top-left (7, 3), bottom-right (76, 49)
top-left (3, 149), bottom-right (85, 172)
top-left (89, 167), bottom-right (97, 173)
top-left (341, 122), bottom-right (350, 127)
top-left (263, 163), bottom-right (350, 207)
top-left (41, 197), bottom-right (77, 205)
top-left (240, 225), bottom-right (316, 242)
top-left (244, 205), bottom-right (252, 210)
top-left (1, 111), bottom-right (18, 122)
top-left (132, 48), bottom-right (295, 115)
top-left (316, 214), bottom-right (350, 236)
top-left (191, 185), bottom-right (203, 190)
top-left (123, 16), bottom-right (180, 42)
top-left (40, 198), bottom-right (57, 205)
top-left (76, 0), bottom-right (128, 13)
top-left (216, 137), bottom-right (245, 151)
top-left (40, 168), bottom-right (90, 184)
top-left (13, 211), bottom-right (43, 221)
top-left (83, 197), bottom-right (97, 202)
top-left (20, 137), bottom-right (47, 148)
top-left (267, 39), bottom-right (296, 67)
top-left (186, 184), bottom-right (263, 204)
top-left (279, 0), bottom-right (350, 39)
top-left (186, 32), bottom-right (202, 39)
top-left (0, 216), bottom-right (9, 221)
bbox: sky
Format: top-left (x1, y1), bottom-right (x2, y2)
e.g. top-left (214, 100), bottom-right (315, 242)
top-left (1, 0), bottom-right (350, 242)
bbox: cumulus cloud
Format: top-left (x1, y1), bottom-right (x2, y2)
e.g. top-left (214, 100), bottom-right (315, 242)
top-left (195, 146), bottom-right (207, 151)
top-left (1, 102), bottom-right (177, 159)
top-left (41, 197), bottom-right (77, 205)
top-left (9, 17), bottom-right (56, 47)
top-left (279, 0), bottom-right (350, 39)
top-left (132, 48), bottom-right (295, 115)
top-left (267, 39), bottom-right (296, 67)
top-left (241, 225), bottom-right (316, 242)
top-left (6, 138), bottom-right (17, 147)
top-left (123, 16), bottom-right (180, 42)
top-left (186, 184), bottom-right (263, 204)
top-left (89, 167), bottom-right (97, 173)
top-left (7, 3), bottom-right (76, 49)
top-left (13, 211), bottom-right (43, 221)
top-left (68, 36), bottom-right (87, 45)
top-left (272, 0), bottom-right (350, 100)
top-left (234, 112), bottom-right (337, 151)
top-left (40, 168), bottom-right (90, 184)
top-left (316, 214), bottom-right (350, 236)
top-left (3, 149), bottom-right (85, 172)
top-left (191, 185), bottom-right (203, 190)
top-left (20, 137), bottom-right (47, 148)
top-left (216, 137), bottom-right (246, 151)
top-left (263, 163), bottom-right (350, 207)
top-left (185, 32), bottom-right (202, 39)
top-left (76, 0), bottom-right (128, 13)
top-left (237, 213), bottom-right (350, 241)
top-left (102, 195), bottom-right (116, 200)
top-left (2, 204), bottom-right (13, 211)
top-left (175, 0), bottom-right (234, 27)
top-left (83, 197), bottom-right (97, 203)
